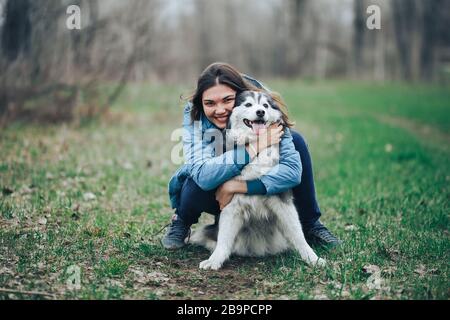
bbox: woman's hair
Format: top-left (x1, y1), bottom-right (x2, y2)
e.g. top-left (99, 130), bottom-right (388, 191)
top-left (184, 62), bottom-right (294, 128)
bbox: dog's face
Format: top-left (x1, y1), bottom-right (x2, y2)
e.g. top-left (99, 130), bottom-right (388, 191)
top-left (227, 91), bottom-right (283, 144)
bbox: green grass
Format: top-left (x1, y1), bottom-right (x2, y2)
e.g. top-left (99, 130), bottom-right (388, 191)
top-left (0, 81), bottom-right (449, 300)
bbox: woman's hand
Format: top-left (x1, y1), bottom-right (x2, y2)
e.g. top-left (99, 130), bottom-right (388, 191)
top-left (215, 180), bottom-right (247, 210)
top-left (246, 123), bottom-right (283, 159)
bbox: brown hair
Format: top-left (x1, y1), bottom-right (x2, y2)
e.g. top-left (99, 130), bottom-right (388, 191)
top-left (184, 62), bottom-right (294, 128)
top-left (268, 92), bottom-right (294, 128)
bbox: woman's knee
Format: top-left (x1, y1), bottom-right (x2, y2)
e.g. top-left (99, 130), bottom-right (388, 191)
top-left (179, 178), bottom-right (218, 213)
top-left (179, 178), bottom-right (205, 207)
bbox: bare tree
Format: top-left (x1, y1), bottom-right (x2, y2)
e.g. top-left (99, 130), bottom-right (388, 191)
top-left (353, 0), bottom-right (366, 76)
top-left (1, 0), bottom-right (448, 125)
top-left (0, 0), bottom-right (157, 124)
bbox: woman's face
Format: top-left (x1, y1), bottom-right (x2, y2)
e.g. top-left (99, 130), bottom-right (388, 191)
top-left (202, 84), bottom-right (236, 129)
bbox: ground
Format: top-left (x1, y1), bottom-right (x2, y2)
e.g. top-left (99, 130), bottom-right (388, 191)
top-left (0, 81), bottom-right (449, 300)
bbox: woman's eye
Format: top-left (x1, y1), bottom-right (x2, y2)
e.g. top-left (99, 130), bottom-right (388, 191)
top-left (245, 103), bottom-right (252, 107)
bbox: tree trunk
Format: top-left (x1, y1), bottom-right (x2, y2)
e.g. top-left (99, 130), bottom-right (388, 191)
top-left (353, 0), bottom-right (366, 76)
top-left (420, 0), bottom-right (441, 81)
top-left (285, 0), bottom-right (307, 77)
top-left (1, 0), bottom-right (31, 61)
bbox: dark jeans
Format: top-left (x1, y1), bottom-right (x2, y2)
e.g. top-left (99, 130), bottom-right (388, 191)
top-left (176, 131), bottom-right (322, 229)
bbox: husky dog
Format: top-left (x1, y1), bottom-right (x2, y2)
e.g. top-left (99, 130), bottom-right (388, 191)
top-left (190, 91), bottom-right (325, 270)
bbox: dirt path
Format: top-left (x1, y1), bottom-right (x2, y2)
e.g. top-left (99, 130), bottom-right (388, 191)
top-left (376, 115), bottom-right (450, 153)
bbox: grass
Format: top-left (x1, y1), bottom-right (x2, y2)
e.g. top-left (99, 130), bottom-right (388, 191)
top-left (0, 80), bottom-right (449, 300)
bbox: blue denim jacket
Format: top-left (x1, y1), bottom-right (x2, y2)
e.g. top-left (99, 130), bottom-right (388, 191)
top-left (168, 76), bottom-right (302, 209)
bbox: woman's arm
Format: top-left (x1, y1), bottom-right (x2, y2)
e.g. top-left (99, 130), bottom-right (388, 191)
top-left (182, 103), bottom-right (251, 191)
top-left (215, 180), bottom-right (248, 210)
top-left (259, 128), bottom-right (302, 194)
top-left (215, 127), bottom-right (301, 209)
top-left (220, 128), bottom-right (302, 196)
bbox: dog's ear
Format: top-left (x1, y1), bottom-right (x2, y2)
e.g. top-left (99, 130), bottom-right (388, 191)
top-left (277, 118), bottom-right (286, 129)
top-left (267, 95), bottom-right (287, 128)
top-left (234, 91), bottom-right (250, 109)
top-left (267, 95), bottom-right (279, 111)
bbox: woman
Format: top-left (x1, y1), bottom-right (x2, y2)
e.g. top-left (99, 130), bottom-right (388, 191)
top-left (163, 62), bottom-right (341, 250)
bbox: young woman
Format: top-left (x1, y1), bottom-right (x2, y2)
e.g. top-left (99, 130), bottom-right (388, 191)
top-left (163, 62), bottom-right (341, 250)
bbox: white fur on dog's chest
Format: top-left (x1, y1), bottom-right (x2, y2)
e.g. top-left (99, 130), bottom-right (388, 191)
top-left (238, 146), bottom-right (279, 181)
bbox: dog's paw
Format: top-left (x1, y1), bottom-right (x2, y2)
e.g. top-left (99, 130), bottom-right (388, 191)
top-left (199, 259), bottom-right (223, 270)
top-left (314, 258), bottom-right (326, 267)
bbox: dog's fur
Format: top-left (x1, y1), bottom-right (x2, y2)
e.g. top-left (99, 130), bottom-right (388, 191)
top-left (190, 91), bottom-right (325, 270)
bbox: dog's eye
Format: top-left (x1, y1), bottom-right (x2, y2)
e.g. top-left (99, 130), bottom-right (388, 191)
top-left (263, 103), bottom-right (269, 109)
top-left (245, 103), bottom-right (252, 107)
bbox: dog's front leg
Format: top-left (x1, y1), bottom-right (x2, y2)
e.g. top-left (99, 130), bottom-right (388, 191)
top-left (199, 204), bottom-right (243, 270)
top-left (270, 201), bottom-right (326, 267)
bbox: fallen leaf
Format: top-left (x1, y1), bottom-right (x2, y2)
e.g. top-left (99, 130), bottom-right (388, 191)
top-left (388, 249), bottom-right (400, 261)
top-left (362, 265), bottom-right (389, 291)
top-left (414, 264), bottom-right (438, 277)
top-left (336, 133), bottom-right (344, 142)
top-left (148, 271), bottom-right (170, 283)
top-left (279, 267), bottom-right (290, 274)
top-left (414, 264), bottom-right (426, 276)
top-left (37, 262), bottom-right (46, 271)
top-left (0, 267), bottom-right (15, 275)
top-left (154, 289), bottom-right (165, 296)
top-left (367, 273), bottom-right (383, 290)
top-left (38, 217), bottom-right (47, 225)
top-left (362, 264), bottom-right (381, 274)
top-left (122, 162), bottom-right (133, 170)
top-left (131, 269), bottom-right (170, 285)
top-left (20, 185), bottom-right (33, 195)
top-left (106, 279), bottom-right (124, 288)
top-left (383, 266), bottom-right (397, 276)
top-left (83, 192), bottom-right (96, 201)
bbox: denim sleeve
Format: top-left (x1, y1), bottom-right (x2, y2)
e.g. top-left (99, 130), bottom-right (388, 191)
top-left (182, 103), bottom-right (251, 191)
top-left (259, 128), bottom-right (302, 194)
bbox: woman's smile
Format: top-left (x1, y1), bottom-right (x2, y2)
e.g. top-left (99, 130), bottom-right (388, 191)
top-left (215, 114), bottom-right (229, 123)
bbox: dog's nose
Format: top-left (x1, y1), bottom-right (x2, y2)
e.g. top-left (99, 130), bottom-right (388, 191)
top-left (256, 110), bottom-right (265, 118)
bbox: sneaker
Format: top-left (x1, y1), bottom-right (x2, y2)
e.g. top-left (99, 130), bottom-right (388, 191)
top-left (304, 220), bottom-right (342, 248)
top-left (161, 215), bottom-right (191, 250)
